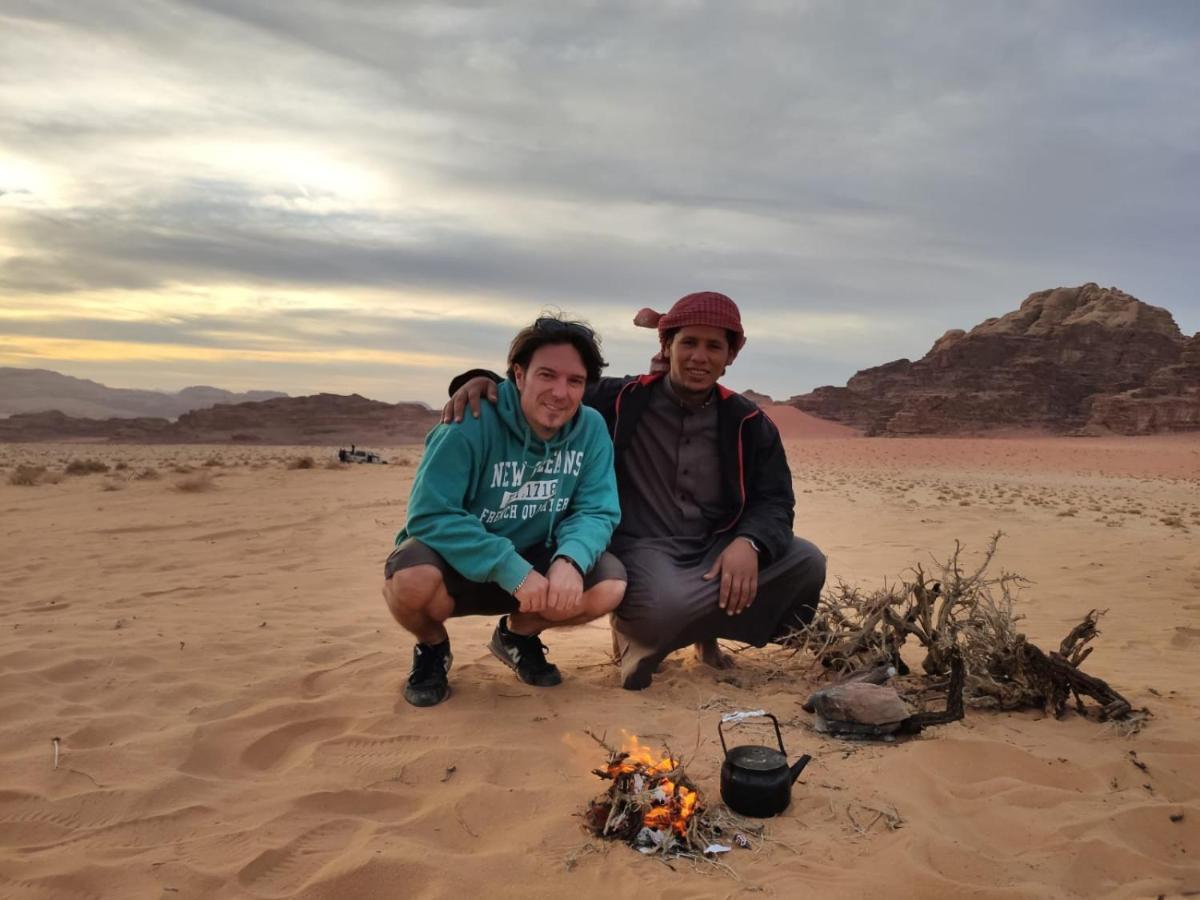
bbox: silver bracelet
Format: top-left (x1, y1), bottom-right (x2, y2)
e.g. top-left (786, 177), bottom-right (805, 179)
top-left (739, 535), bottom-right (762, 554)
top-left (513, 570), bottom-right (530, 593)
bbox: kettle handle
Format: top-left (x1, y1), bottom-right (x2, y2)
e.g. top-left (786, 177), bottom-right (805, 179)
top-left (718, 711), bottom-right (786, 757)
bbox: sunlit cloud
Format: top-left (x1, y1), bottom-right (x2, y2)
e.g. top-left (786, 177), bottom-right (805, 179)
top-left (1, 1), bottom-right (1197, 404)
top-left (0, 334), bottom-right (465, 369)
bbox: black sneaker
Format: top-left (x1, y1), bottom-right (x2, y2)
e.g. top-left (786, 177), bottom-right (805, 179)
top-left (404, 640), bottom-right (452, 707)
top-left (488, 616), bottom-right (562, 687)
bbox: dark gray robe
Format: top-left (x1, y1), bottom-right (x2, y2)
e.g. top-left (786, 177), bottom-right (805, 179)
top-left (610, 379), bottom-right (826, 689)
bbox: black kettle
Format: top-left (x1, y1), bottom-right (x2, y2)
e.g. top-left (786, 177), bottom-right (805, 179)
top-left (718, 711), bottom-right (812, 818)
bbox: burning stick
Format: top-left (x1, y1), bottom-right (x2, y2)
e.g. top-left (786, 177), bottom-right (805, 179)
top-left (581, 733), bottom-right (751, 860)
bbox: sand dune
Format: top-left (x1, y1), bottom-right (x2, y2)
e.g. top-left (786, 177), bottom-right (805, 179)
top-left (762, 404), bottom-right (862, 439)
top-left (0, 438), bottom-right (1197, 898)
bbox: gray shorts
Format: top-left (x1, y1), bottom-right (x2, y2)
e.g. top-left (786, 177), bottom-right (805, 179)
top-left (383, 539), bottom-right (627, 617)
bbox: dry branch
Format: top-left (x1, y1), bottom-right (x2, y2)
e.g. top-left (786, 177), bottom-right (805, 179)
top-left (784, 534), bottom-right (1146, 730)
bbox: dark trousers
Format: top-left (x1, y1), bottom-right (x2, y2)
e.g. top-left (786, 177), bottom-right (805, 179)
top-left (610, 534), bottom-right (826, 689)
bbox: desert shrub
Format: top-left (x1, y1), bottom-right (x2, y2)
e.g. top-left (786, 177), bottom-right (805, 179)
top-left (135, 467), bottom-right (160, 481)
top-left (173, 464), bottom-right (195, 474)
top-left (202, 456), bottom-right (224, 467)
top-left (287, 456), bottom-right (315, 470)
top-left (65, 458), bottom-right (110, 476)
top-left (8, 464), bottom-right (46, 486)
top-left (101, 480), bottom-right (124, 492)
top-left (174, 473), bottom-right (216, 493)
top-left (114, 461), bottom-right (129, 471)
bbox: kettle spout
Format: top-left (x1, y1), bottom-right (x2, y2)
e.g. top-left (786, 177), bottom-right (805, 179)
top-left (792, 753), bottom-right (811, 782)
top-left (789, 754), bottom-right (812, 783)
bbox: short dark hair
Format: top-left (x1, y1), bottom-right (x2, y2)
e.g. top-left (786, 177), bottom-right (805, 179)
top-left (506, 315), bottom-right (608, 383)
top-left (661, 326), bottom-right (739, 351)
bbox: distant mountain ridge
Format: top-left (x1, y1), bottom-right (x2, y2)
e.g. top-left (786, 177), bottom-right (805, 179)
top-left (0, 393), bottom-right (439, 445)
top-left (788, 284), bottom-right (1200, 435)
top-left (0, 368), bottom-right (287, 420)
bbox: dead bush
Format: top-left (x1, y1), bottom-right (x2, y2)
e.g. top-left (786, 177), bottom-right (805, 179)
top-left (8, 465), bottom-right (46, 486)
top-left (783, 533), bottom-right (1146, 730)
top-left (174, 473), bottom-right (216, 493)
top-left (135, 467), bottom-right (161, 481)
top-left (65, 458), bottom-right (110, 476)
top-left (287, 456), bottom-right (315, 470)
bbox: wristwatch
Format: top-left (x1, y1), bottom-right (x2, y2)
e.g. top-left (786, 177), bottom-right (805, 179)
top-left (554, 555), bottom-right (585, 577)
top-left (739, 536), bottom-right (762, 554)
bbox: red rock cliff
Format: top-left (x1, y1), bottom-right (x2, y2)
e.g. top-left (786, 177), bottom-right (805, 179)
top-left (788, 284), bottom-right (1198, 435)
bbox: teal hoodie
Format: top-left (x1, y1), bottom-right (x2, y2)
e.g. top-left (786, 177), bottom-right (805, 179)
top-left (396, 379), bottom-right (620, 593)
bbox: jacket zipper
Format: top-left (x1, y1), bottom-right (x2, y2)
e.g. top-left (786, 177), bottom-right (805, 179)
top-left (715, 409), bottom-right (759, 533)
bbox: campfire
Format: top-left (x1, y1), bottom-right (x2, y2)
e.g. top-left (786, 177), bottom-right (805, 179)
top-left (582, 733), bottom-right (753, 858)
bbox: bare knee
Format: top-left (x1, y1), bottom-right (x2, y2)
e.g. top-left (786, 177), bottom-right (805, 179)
top-left (582, 579), bottom-right (625, 619)
top-left (382, 564), bottom-right (445, 617)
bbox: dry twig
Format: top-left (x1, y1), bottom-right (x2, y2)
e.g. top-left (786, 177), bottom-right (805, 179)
top-left (782, 534), bottom-right (1146, 729)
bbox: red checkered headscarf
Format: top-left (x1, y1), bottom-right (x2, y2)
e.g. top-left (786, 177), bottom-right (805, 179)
top-left (634, 291), bottom-right (746, 358)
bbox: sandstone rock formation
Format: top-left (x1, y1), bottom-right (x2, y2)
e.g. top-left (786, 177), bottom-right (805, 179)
top-left (1086, 334), bottom-right (1200, 434)
top-left (788, 284), bottom-right (1200, 435)
top-left (0, 393), bottom-right (439, 444)
top-left (741, 389), bottom-right (775, 406)
top-left (174, 394), bottom-right (437, 443)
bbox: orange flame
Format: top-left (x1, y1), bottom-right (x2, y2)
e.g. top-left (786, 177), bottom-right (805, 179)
top-left (604, 736), bottom-right (701, 836)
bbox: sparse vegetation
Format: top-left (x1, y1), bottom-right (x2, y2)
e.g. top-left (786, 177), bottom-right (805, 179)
top-left (785, 534), bottom-right (1145, 729)
top-left (174, 473), bottom-right (216, 492)
top-left (135, 467), bottom-right (161, 481)
top-left (287, 456), bottom-right (315, 470)
top-left (8, 464), bottom-right (46, 486)
top-left (65, 458), bottom-right (110, 475)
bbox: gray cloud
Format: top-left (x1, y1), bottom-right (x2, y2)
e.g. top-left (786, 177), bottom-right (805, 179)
top-left (1, 0), bottom-right (1198, 402)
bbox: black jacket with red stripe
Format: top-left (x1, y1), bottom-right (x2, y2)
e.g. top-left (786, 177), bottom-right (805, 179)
top-left (447, 370), bottom-right (798, 565)
top-left (585, 373), bottom-right (796, 564)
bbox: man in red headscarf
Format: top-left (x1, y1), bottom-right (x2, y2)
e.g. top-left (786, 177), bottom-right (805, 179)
top-left (445, 292), bottom-right (826, 689)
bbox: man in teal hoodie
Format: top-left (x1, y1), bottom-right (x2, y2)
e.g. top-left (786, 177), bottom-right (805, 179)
top-left (382, 316), bottom-right (626, 707)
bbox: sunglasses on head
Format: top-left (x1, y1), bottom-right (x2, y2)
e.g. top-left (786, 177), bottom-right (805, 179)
top-left (533, 317), bottom-right (595, 339)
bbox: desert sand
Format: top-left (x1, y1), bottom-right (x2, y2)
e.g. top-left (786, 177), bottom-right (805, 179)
top-left (0, 435), bottom-right (1198, 899)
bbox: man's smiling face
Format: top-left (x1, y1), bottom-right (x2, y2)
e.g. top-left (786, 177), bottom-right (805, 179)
top-left (512, 342), bottom-right (587, 439)
top-left (664, 325), bottom-right (734, 396)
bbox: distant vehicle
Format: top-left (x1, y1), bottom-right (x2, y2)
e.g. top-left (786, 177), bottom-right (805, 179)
top-left (338, 445), bottom-right (387, 464)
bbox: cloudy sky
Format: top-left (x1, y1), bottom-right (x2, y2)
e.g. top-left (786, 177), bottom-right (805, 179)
top-left (2, 1), bottom-right (1198, 404)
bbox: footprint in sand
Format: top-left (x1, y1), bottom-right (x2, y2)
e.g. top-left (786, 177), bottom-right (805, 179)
top-left (239, 718), bottom-right (354, 771)
top-left (237, 819), bottom-right (363, 898)
top-left (312, 733), bottom-right (443, 780)
top-left (1169, 626), bottom-right (1200, 650)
